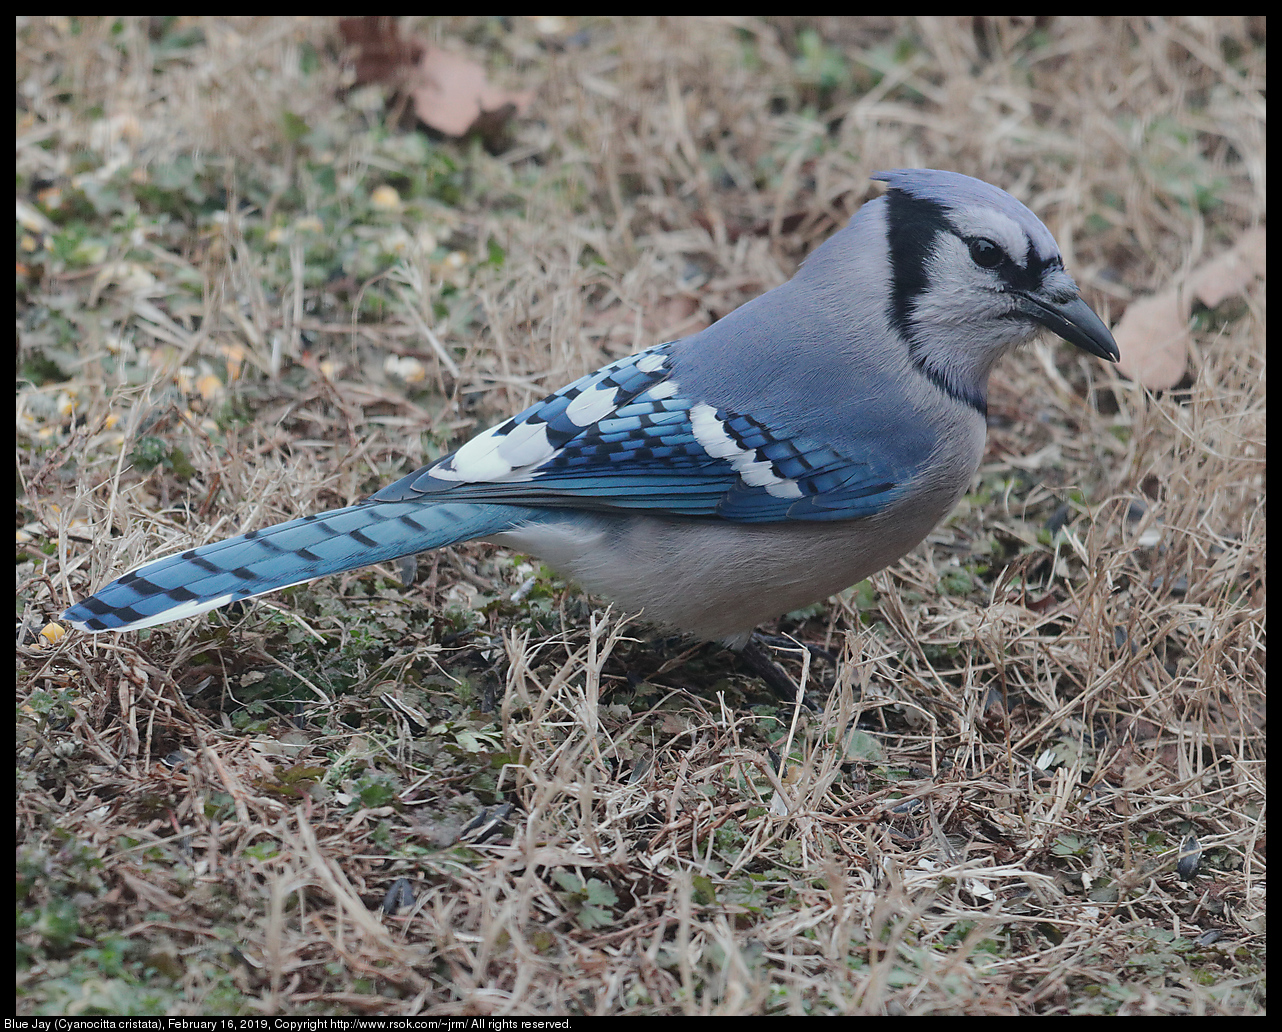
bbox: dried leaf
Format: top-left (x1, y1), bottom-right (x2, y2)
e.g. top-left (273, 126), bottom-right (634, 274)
top-left (339, 20), bottom-right (533, 140)
top-left (1114, 228), bottom-right (1265, 391)
top-left (1113, 291), bottom-right (1190, 391)
top-left (409, 45), bottom-right (533, 138)
top-left (1189, 226), bottom-right (1265, 308)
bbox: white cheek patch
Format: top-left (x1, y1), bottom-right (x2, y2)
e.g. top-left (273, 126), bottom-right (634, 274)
top-left (689, 403), bottom-right (803, 499)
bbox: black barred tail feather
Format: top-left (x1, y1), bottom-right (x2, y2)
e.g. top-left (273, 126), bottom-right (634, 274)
top-left (63, 501), bottom-right (544, 632)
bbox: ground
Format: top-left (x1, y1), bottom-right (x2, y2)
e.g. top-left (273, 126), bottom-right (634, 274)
top-left (16, 16), bottom-right (1265, 1016)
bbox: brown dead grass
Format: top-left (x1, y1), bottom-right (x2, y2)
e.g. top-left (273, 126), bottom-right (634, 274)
top-left (17, 16), bottom-right (1264, 1016)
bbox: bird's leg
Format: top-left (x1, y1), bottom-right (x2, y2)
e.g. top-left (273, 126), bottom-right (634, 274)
top-left (739, 634), bottom-right (820, 706)
top-left (751, 633), bottom-right (839, 668)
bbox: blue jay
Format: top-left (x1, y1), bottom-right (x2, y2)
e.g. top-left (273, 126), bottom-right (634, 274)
top-left (62, 169), bottom-right (1118, 647)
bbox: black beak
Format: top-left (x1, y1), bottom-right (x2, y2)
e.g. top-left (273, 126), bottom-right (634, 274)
top-left (1017, 292), bottom-right (1120, 362)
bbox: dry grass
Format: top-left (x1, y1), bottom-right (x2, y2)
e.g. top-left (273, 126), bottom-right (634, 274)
top-left (17, 16), bottom-right (1264, 1016)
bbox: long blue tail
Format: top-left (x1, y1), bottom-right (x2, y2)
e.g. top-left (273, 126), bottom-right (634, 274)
top-left (62, 500), bottom-right (546, 632)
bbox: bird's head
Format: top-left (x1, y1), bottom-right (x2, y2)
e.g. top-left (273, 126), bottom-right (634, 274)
top-left (867, 168), bottom-right (1119, 410)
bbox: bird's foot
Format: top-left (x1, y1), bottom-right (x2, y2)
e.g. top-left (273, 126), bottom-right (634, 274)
top-left (739, 634), bottom-right (822, 708)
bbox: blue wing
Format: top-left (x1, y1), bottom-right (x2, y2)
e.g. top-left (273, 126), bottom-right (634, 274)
top-left (61, 342), bottom-right (927, 632)
top-left (373, 342), bottom-right (922, 523)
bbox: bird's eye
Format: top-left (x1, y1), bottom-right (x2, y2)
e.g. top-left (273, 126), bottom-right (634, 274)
top-left (968, 238), bottom-right (1004, 269)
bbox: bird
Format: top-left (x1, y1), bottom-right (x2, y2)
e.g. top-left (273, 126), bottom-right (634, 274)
top-left (62, 169), bottom-right (1119, 657)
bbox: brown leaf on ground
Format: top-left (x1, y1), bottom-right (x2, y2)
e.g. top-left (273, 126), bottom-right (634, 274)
top-left (1113, 292), bottom-right (1189, 391)
top-left (409, 45), bottom-right (533, 138)
top-left (1189, 226), bottom-right (1266, 308)
top-left (1115, 227), bottom-right (1265, 390)
top-left (340, 19), bottom-right (533, 139)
